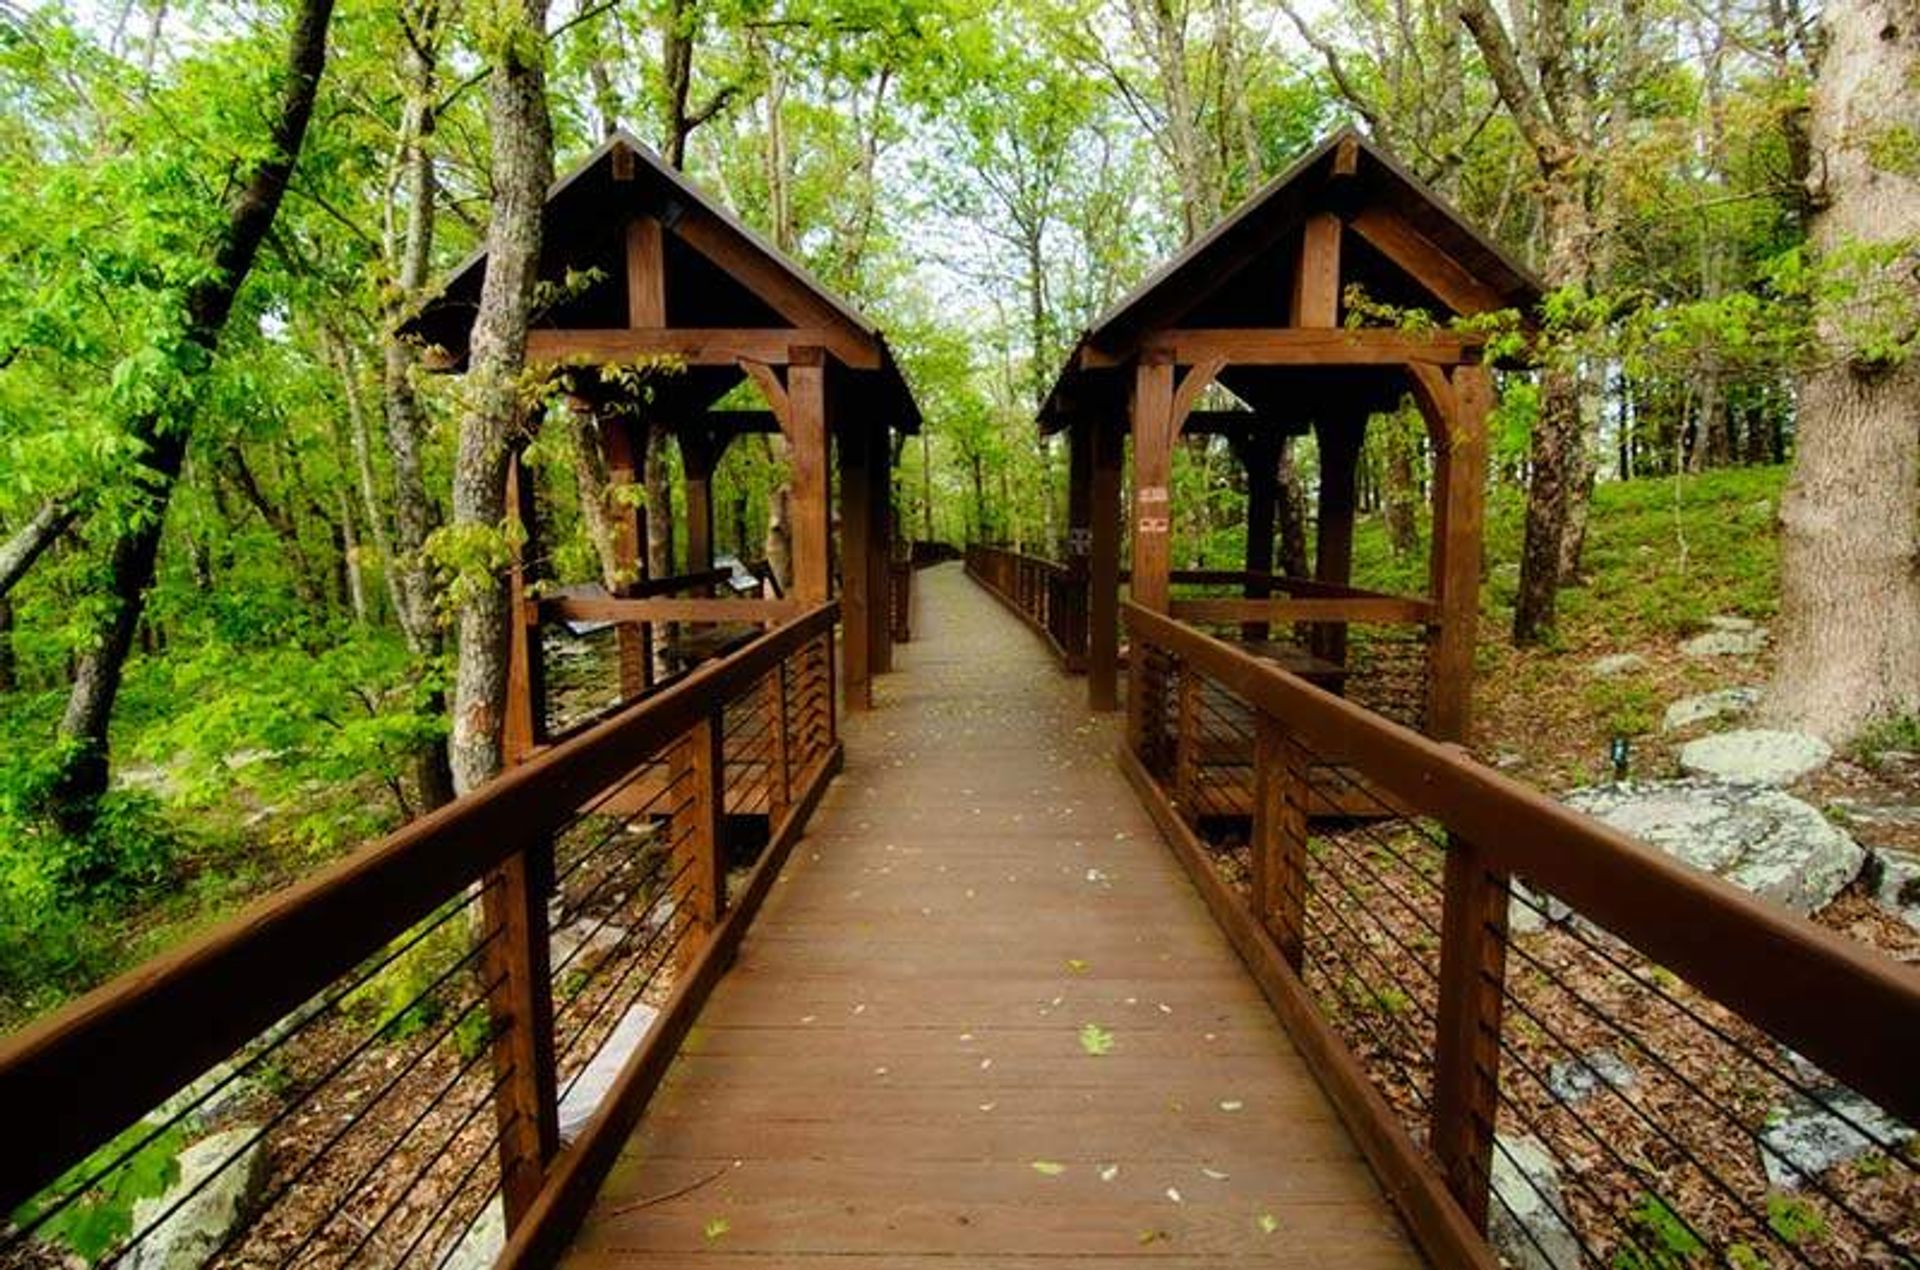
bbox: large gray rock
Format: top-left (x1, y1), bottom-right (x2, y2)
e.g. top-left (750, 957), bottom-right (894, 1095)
top-left (1681, 618), bottom-right (1767, 657)
top-left (1547, 1050), bottom-right (1636, 1105)
top-left (1661, 686), bottom-right (1762, 732)
top-left (1678, 730), bottom-right (1831, 786)
top-left (557, 1000), bottom-right (659, 1144)
top-left (1589, 653), bottom-right (1649, 678)
top-left (439, 1196), bottom-right (504, 1270)
top-left (1488, 1134), bottom-right (1581, 1270)
top-left (125, 1127), bottom-right (267, 1270)
top-left (1507, 882), bottom-right (1572, 936)
top-left (1564, 779), bottom-right (1864, 915)
top-left (1865, 846), bottom-right (1920, 933)
top-left (1760, 1086), bottom-right (1913, 1189)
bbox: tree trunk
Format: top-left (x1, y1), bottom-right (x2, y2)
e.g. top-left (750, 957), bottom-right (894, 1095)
top-left (383, 10), bottom-right (456, 811)
top-left (0, 597), bottom-right (14, 693)
top-left (51, 0), bottom-right (335, 829)
top-left (644, 420), bottom-right (675, 580)
top-left (1770, 0), bottom-right (1920, 741)
top-left (1511, 169), bottom-right (1589, 642)
top-left (447, 0), bottom-right (552, 796)
top-left (0, 500), bottom-right (79, 602)
top-left (1275, 438), bottom-right (1310, 578)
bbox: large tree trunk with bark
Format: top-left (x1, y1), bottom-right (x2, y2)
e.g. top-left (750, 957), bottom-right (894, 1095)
top-left (51, 0), bottom-right (335, 830)
top-left (447, 0), bottom-right (552, 796)
top-left (382, 11), bottom-right (456, 811)
top-left (1769, 0), bottom-right (1920, 740)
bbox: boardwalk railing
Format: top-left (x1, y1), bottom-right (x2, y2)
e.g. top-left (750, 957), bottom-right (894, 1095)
top-left (1122, 601), bottom-right (1920, 1270)
top-left (0, 606), bottom-right (841, 1270)
top-left (964, 545), bottom-right (1087, 670)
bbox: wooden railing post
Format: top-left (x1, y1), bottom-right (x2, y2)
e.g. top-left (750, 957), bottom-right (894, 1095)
top-left (767, 664), bottom-right (791, 821)
top-left (1251, 712), bottom-right (1312, 970)
top-left (671, 711), bottom-right (727, 969)
top-left (1173, 663), bottom-right (1201, 815)
top-left (482, 841), bottom-right (560, 1229)
top-left (1430, 835), bottom-right (1510, 1231)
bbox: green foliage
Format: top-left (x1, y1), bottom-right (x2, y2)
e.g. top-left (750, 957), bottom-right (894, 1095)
top-left (1612, 1193), bottom-right (1706, 1268)
top-left (344, 904), bottom-right (483, 1046)
top-left (1853, 715), bottom-right (1920, 765)
top-left (1764, 1193), bottom-right (1828, 1246)
top-left (9, 1117), bottom-right (190, 1261)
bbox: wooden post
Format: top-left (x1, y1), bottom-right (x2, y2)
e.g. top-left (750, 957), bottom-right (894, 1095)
top-left (671, 711), bottom-right (727, 969)
top-left (1088, 417), bottom-right (1122, 712)
top-left (1312, 421), bottom-right (1362, 666)
top-left (503, 446), bottom-right (547, 765)
top-left (787, 351), bottom-right (831, 605)
top-left (482, 840), bottom-right (560, 1229)
top-left (603, 417), bottom-right (652, 697)
top-left (1424, 366), bottom-right (1489, 742)
top-left (867, 429), bottom-right (893, 675)
top-left (1291, 212), bottom-right (1343, 329)
top-left (839, 422), bottom-right (873, 712)
top-left (767, 663), bottom-right (791, 820)
top-left (1173, 663), bottom-right (1201, 815)
top-left (681, 429), bottom-right (716, 578)
top-left (1430, 835), bottom-right (1510, 1231)
top-left (1130, 354), bottom-right (1176, 614)
top-left (1235, 428), bottom-right (1279, 642)
top-left (1251, 712), bottom-right (1312, 970)
top-left (1064, 417), bottom-right (1092, 671)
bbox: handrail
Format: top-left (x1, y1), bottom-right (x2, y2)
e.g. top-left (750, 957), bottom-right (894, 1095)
top-left (1125, 601), bottom-right (1920, 1113)
top-left (1122, 600), bottom-right (1920, 1268)
top-left (0, 604), bottom-right (840, 1236)
top-left (965, 545), bottom-right (1086, 671)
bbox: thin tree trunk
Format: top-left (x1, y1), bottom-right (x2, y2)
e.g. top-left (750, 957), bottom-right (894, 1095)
top-left (447, 0), bottom-right (552, 795)
top-left (1275, 439), bottom-right (1310, 578)
top-left (52, 0), bottom-right (335, 828)
top-left (0, 500), bottom-right (79, 602)
top-left (1769, 0), bottom-right (1920, 740)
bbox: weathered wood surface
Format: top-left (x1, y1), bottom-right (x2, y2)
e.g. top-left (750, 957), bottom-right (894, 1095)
top-left (561, 564), bottom-right (1420, 1267)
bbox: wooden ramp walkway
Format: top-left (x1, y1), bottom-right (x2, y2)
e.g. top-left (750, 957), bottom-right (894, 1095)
top-left (562, 563), bottom-right (1421, 1268)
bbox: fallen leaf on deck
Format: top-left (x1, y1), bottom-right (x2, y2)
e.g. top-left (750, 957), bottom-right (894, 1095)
top-left (1100, 1164), bottom-right (1120, 1182)
top-left (1258, 1213), bottom-right (1280, 1234)
top-left (704, 1217), bottom-right (730, 1241)
top-left (1066, 959), bottom-right (1089, 974)
top-left (1200, 1167), bottom-right (1229, 1181)
top-left (1079, 1023), bottom-right (1116, 1056)
top-left (1219, 1099), bottom-right (1244, 1112)
top-left (1031, 1161), bottom-right (1067, 1176)
top-left (1165, 1187), bottom-right (1184, 1203)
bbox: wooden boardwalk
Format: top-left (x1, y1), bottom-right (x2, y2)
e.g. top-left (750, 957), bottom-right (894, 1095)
top-left (562, 564), bottom-right (1422, 1267)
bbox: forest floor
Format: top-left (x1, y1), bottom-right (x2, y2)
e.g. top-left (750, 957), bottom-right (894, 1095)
top-left (1353, 462), bottom-right (1920, 960)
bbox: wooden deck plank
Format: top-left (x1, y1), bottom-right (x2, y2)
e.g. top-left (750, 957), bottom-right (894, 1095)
top-left (561, 564), bottom-right (1422, 1268)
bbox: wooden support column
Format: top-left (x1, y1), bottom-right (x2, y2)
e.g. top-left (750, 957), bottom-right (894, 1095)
top-left (482, 838), bottom-right (559, 1229)
top-left (1088, 417), bottom-right (1122, 711)
top-left (839, 420), bottom-right (874, 712)
top-left (503, 446), bottom-right (547, 765)
top-left (1130, 355), bottom-right (1176, 613)
top-left (1312, 421), bottom-right (1362, 666)
top-left (1063, 418), bottom-right (1093, 670)
top-left (1423, 366), bottom-right (1489, 742)
top-left (867, 427), bottom-right (893, 676)
top-left (670, 711), bottom-right (727, 970)
top-left (1250, 713), bottom-right (1312, 970)
top-left (491, 441), bottom-right (559, 1227)
top-left (786, 352), bottom-right (830, 605)
top-left (603, 417), bottom-right (652, 696)
top-left (1235, 428), bottom-right (1279, 642)
top-left (681, 429), bottom-right (717, 578)
top-left (1430, 835), bottom-right (1510, 1231)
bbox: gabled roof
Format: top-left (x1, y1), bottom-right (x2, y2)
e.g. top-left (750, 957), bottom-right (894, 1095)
top-left (1040, 128), bottom-right (1541, 430)
top-left (406, 130), bottom-right (917, 429)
